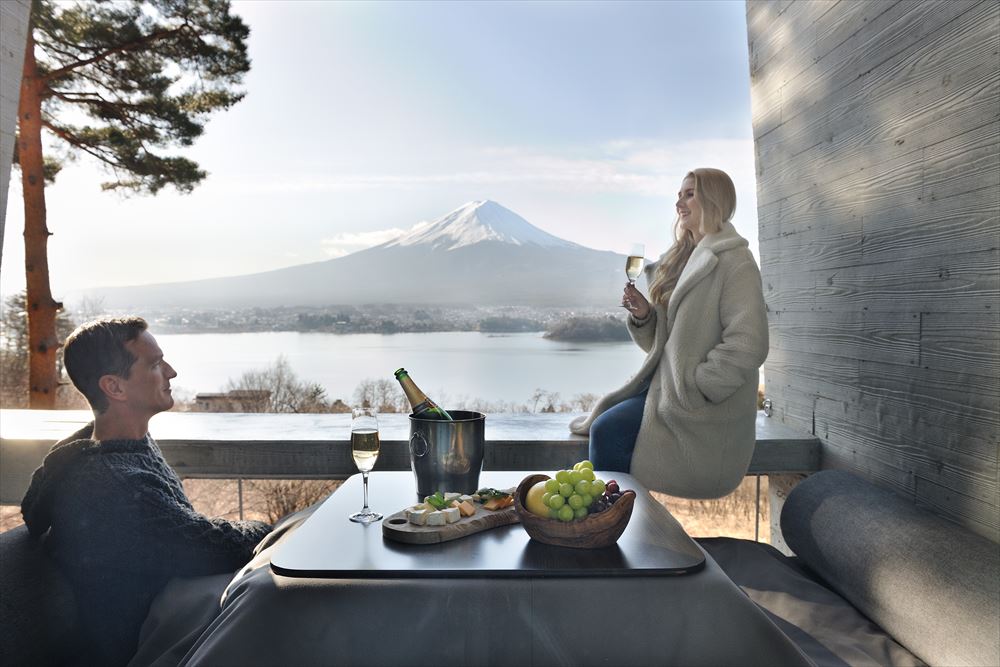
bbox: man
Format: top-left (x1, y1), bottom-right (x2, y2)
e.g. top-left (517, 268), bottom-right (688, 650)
top-left (21, 317), bottom-right (271, 666)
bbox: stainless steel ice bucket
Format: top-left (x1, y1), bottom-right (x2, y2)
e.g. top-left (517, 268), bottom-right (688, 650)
top-left (408, 410), bottom-right (485, 496)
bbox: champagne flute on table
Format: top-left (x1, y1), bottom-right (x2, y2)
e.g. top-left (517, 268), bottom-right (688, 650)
top-left (348, 406), bottom-right (383, 524)
top-left (622, 243), bottom-right (645, 309)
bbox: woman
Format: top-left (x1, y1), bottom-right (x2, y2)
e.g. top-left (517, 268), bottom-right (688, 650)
top-left (570, 168), bottom-right (768, 499)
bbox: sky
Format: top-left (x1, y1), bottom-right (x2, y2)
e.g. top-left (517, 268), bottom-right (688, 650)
top-left (0, 0), bottom-right (758, 302)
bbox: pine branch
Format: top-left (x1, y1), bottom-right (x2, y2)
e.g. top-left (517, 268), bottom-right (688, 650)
top-left (42, 120), bottom-right (119, 167)
top-left (34, 37), bottom-right (88, 63)
top-left (49, 90), bottom-right (144, 132)
top-left (41, 23), bottom-right (191, 83)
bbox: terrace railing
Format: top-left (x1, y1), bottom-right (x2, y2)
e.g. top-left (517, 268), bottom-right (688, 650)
top-left (1, 409), bottom-right (820, 539)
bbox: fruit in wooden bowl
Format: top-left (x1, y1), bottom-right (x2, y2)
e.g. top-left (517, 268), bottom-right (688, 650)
top-left (514, 473), bottom-right (636, 549)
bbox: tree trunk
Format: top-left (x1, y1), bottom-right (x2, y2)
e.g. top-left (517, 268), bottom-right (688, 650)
top-left (18, 30), bottom-right (61, 409)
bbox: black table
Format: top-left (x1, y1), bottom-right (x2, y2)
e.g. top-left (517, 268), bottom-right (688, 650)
top-left (270, 471), bottom-right (705, 578)
top-left (178, 472), bottom-right (812, 666)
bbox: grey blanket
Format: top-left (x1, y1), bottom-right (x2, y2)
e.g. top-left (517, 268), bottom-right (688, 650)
top-left (133, 503), bottom-right (810, 667)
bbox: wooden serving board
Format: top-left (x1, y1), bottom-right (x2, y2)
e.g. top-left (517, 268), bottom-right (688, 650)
top-left (382, 506), bottom-right (520, 545)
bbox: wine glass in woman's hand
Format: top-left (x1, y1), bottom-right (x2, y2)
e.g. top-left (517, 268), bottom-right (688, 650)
top-left (621, 244), bottom-right (645, 311)
top-left (624, 244), bottom-right (644, 285)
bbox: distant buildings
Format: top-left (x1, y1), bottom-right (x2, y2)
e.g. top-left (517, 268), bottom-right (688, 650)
top-left (193, 389), bottom-right (270, 412)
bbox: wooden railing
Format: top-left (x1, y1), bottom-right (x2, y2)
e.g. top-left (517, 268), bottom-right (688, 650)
top-left (0, 409), bottom-right (821, 505)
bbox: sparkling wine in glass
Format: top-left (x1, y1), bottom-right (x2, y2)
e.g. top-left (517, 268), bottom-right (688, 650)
top-left (349, 406), bottom-right (383, 524)
top-left (625, 243), bottom-right (645, 284)
top-left (622, 243), bottom-right (645, 309)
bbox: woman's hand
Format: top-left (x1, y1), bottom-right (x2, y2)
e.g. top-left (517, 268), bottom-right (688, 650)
top-left (623, 283), bottom-right (651, 319)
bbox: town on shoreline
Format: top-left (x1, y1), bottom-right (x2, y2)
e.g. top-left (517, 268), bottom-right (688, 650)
top-left (139, 304), bottom-right (632, 342)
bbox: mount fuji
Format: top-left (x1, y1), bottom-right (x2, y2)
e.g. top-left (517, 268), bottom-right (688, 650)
top-left (84, 200), bottom-right (627, 308)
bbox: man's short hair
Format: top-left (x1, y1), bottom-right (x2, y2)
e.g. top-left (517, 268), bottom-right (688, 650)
top-left (63, 316), bottom-right (149, 413)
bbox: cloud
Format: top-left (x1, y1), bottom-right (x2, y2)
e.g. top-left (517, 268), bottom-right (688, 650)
top-left (221, 138), bottom-right (755, 198)
top-left (320, 221), bottom-right (431, 257)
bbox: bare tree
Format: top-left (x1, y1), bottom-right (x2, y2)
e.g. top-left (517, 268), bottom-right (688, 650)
top-left (570, 393), bottom-right (599, 412)
top-left (352, 378), bottom-right (406, 413)
top-left (246, 479), bottom-right (341, 525)
top-left (225, 357), bottom-right (328, 413)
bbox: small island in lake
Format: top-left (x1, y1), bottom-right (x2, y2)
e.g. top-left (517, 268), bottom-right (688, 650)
top-left (544, 316), bottom-right (631, 342)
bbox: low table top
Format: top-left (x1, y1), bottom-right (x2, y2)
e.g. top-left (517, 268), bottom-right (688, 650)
top-left (270, 471), bottom-right (705, 578)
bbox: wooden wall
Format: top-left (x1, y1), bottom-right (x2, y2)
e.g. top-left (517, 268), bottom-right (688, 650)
top-left (747, 0), bottom-right (999, 541)
top-left (0, 0), bottom-right (31, 265)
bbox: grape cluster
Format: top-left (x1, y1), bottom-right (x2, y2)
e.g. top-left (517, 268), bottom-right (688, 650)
top-left (540, 460), bottom-right (624, 522)
top-left (588, 479), bottom-right (623, 514)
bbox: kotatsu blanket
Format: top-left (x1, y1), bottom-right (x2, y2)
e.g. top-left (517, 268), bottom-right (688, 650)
top-left (130, 505), bottom-right (811, 667)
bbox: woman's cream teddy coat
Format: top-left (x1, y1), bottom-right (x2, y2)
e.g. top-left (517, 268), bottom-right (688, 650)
top-left (570, 222), bottom-right (768, 499)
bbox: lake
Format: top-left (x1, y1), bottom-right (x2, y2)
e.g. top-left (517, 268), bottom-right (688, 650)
top-left (156, 331), bottom-right (646, 406)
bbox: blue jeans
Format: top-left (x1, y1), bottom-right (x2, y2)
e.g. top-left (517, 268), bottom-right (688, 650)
top-left (588, 391), bottom-right (647, 473)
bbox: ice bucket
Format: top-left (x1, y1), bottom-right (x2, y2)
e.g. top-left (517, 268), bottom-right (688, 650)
top-left (408, 410), bottom-right (485, 496)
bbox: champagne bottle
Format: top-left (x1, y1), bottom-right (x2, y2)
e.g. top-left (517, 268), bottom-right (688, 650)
top-left (393, 368), bottom-right (453, 421)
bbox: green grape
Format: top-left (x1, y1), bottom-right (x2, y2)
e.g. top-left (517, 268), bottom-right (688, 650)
top-left (549, 507), bottom-right (559, 519)
top-left (544, 478), bottom-right (560, 493)
top-left (558, 505), bottom-right (575, 522)
top-left (568, 470), bottom-right (583, 485)
top-left (581, 493), bottom-right (593, 507)
top-left (580, 468), bottom-right (596, 482)
top-left (574, 480), bottom-right (591, 496)
top-left (572, 461), bottom-right (582, 471)
top-left (559, 483), bottom-right (574, 498)
top-left (548, 493), bottom-right (565, 509)
top-left (568, 494), bottom-right (584, 509)
top-left (555, 470), bottom-right (571, 484)
top-left (590, 480), bottom-right (606, 496)
top-left (574, 506), bottom-right (589, 520)
top-left (542, 492), bottom-right (553, 506)
top-left (577, 460), bottom-right (594, 471)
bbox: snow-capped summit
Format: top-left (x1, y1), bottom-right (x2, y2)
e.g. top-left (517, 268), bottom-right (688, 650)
top-left (385, 200), bottom-right (581, 251)
top-left (83, 199), bottom-right (625, 309)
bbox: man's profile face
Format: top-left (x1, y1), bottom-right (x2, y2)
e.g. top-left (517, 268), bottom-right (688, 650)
top-left (118, 330), bottom-right (178, 416)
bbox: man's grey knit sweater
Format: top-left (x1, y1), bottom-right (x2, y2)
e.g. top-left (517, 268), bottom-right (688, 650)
top-left (21, 424), bottom-right (272, 666)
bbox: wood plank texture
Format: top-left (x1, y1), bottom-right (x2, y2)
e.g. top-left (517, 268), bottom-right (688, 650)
top-left (750, 0), bottom-right (1000, 542)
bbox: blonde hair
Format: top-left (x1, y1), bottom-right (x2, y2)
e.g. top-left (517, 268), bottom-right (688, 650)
top-left (648, 168), bottom-right (737, 305)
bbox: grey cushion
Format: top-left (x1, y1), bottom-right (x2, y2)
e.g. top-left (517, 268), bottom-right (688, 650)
top-left (699, 537), bottom-right (924, 667)
top-left (781, 470), bottom-right (1000, 667)
top-left (0, 525), bottom-right (82, 666)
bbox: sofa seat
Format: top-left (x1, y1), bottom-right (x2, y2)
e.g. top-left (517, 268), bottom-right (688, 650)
top-left (700, 470), bottom-right (999, 667)
top-left (699, 537), bottom-right (924, 667)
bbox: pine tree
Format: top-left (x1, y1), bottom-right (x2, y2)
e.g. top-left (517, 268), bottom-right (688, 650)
top-left (14, 0), bottom-right (250, 407)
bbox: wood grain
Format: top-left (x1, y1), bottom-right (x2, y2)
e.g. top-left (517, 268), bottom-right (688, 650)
top-left (755, 1), bottom-right (998, 206)
top-left (750, 1), bottom-right (999, 550)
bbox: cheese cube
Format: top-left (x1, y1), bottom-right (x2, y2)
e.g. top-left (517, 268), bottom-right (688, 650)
top-left (442, 507), bottom-right (461, 524)
top-left (406, 508), bottom-right (430, 526)
top-left (426, 511), bottom-right (447, 526)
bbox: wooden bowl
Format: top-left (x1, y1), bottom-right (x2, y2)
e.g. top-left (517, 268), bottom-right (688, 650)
top-left (514, 473), bottom-right (636, 549)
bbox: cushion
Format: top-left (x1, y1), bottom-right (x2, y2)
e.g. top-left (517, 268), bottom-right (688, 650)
top-left (781, 470), bottom-right (999, 667)
top-left (699, 537), bottom-right (924, 667)
top-left (0, 525), bottom-right (82, 666)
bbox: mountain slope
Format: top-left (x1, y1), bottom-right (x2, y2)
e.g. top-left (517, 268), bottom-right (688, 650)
top-left (83, 201), bottom-right (628, 309)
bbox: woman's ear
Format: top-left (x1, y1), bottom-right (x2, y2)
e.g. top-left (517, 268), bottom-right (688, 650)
top-left (98, 374), bottom-right (127, 404)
